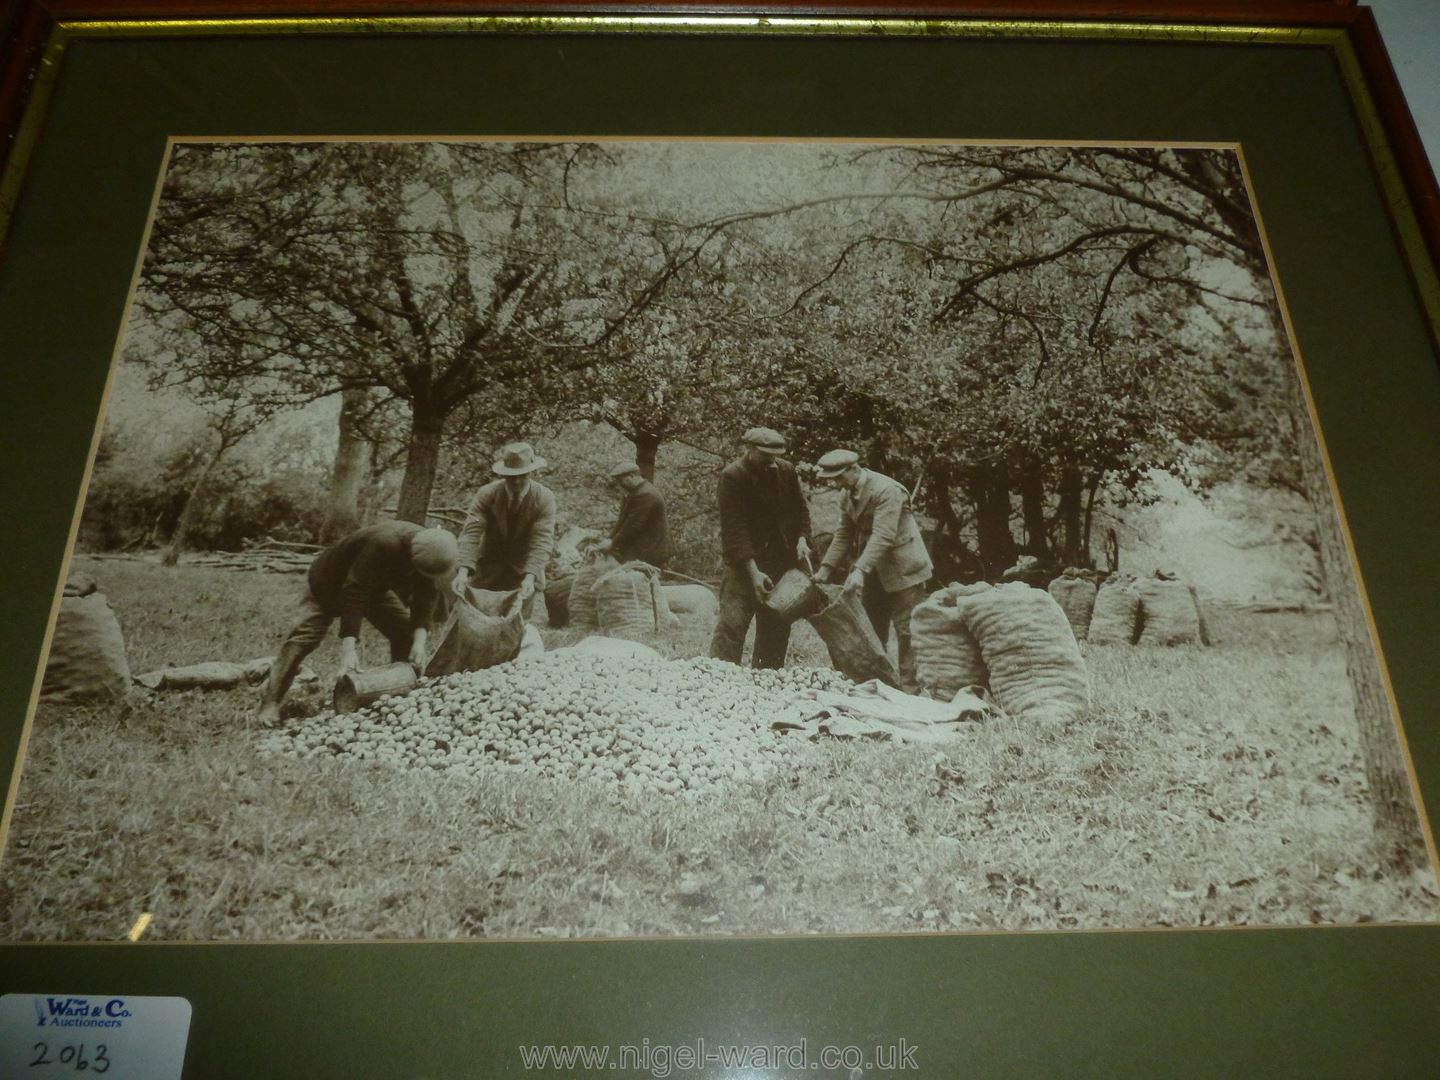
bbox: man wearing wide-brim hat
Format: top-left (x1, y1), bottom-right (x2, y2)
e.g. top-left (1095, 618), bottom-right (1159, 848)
top-left (813, 449), bottom-right (933, 693)
top-left (598, 461), bottom-right (673, 568)
top-left (454, 442), bottom-right (557, 617)
top-left (708, 427), bottom-right (814, 669)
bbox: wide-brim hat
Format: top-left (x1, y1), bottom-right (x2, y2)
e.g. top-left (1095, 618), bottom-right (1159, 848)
top-left (816, 448), bottom-right (860, 479)
top-left (742, 426), bottom-right (787, 454)
top-left (607, 461), bottom-right (642, 480)
top-left (492, 442), bottom-right (546, 475)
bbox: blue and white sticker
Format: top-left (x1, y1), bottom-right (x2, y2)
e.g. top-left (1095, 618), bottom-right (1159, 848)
top-left (0, 994), bottom-right (191, 1078)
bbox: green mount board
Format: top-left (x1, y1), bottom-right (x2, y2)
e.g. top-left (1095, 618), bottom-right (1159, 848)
top-left (2, 29), bottom-right (1439, 1078)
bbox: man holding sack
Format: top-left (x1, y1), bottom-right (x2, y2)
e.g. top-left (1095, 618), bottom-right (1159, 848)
top-left (453, 442), bottom-right (557, 619)
top-left (814, 449), bottom-right (933, 693)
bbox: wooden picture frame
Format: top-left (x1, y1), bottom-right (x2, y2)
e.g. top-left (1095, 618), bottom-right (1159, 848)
top-left (2, 3), bottom-right (1438, 1076)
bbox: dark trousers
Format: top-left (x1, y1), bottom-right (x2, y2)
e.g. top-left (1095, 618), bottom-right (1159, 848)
top-left (861, 576), bottom-right (926, 693)
top-left (708, 564), bottom-right (790, 669)
top-left (282, 588), bottom-right (412, 664)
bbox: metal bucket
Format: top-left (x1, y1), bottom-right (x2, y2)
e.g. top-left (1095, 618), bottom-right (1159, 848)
top-left (762, 568), bottom-right (826, 623)
top-left (333, 661), bottom-right (419, 714)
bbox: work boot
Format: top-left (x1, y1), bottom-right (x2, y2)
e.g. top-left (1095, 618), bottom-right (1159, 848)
top-left (255, 642), bottom-right (308, 727)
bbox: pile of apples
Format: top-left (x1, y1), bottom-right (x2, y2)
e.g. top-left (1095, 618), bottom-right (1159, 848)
top-left (256, 652), bottom-right (852, 796)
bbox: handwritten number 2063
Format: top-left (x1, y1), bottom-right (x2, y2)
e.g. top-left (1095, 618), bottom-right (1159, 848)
top-left (29, 1042), bottom-right (111, 1072)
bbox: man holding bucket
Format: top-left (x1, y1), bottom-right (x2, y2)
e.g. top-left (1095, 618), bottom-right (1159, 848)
top-left (708, 427), bottom-right (814, 669)
top-left (256, 523), bottom-right (459, 726)
top-left (813, 449), bottom-right (933, 693)
top-left (453, 442), bottom-right (558, 619)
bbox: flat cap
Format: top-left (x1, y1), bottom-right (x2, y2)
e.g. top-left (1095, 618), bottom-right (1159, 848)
top-left (742, 426), bottom-right (786, 452)
top-left (409, 527), bottom-right (460, 576)
top-left (608, 461), bottom-right (642, 479)
top-left (815, 449), bottom-right (860, 478)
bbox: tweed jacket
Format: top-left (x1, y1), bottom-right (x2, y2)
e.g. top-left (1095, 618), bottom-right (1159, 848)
top-left (456, 479), bottom-right (558, 589)
top-left (716, 456), bottom-right (812, 574)
top-left (821, 468), bottom-right (933, 593)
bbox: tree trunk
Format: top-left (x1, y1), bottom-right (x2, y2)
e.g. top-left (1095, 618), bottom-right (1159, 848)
top-left (1083, 472), bottom-right (1104, 567)
top-left (321, 387), bottom-right (371, 542)
top-left (161, 444), bottom-right (226, 567)
top-left (1019, 467), bottom-right (1050, 560)
top-left (969, 469), bottom-right (1016, 578)
top-left (1279, 309), bottom-right (1424, 867)
top-left (923, 466), bottom-right (966, 585)
top-left (1058, 466), bottom-right (1084, 567)
top-left (396, 402), bottom-right (445, 525)
top-left (633, 431), bottom-right (661, 481)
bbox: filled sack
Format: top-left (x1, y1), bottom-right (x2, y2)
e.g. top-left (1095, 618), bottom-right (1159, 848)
top-left (911, 586), bottom-right (988, 701)
top-left (1137, 578), bottom-right (1204, 646)
top-left (42, 593), bottom-right (131, 705)
top-left (424, 589), bottom-right (524, 676)
top-left (1047, 569), bottom-right (1098, 641)
top-left (1088, 574), bottom-right (1142, 645)
top-left (543, 574), bottom-right (572, 628)
top-left (595, 562), bottom-right (679, 641)
top-left (662, 583), bottom-right (718, 620)
top-left (806, 584), bottom-right (900, 688)
top-left (568, 552), bottom-right (618, 630)
top-left (953, 582), bottom-right (1089, 725)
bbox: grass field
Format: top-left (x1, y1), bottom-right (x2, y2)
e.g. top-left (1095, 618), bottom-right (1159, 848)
top-left (2, 555), bottom-right (1437, 942)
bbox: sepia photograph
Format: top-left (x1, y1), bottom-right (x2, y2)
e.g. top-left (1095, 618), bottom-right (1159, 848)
top-left (2, 137), bottom-right (1435, 943)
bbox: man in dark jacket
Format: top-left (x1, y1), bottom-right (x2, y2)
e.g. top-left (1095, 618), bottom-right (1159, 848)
top-left (708, 427), bottom-right (813, 668)
top-left (600, 462), bottom-right (673, 567)
top-left (256, 521), bottom-right (459, 725)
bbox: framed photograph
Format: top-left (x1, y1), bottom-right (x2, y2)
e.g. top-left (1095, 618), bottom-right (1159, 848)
top-left (3, 2), bottom-right (1439, 1076)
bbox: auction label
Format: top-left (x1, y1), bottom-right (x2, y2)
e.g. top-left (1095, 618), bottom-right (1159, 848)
top-left (0, 995), bottom-right (190, 1079)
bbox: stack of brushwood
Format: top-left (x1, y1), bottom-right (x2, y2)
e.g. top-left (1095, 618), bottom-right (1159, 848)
top-left (184, 537), bottom-right (319, 574)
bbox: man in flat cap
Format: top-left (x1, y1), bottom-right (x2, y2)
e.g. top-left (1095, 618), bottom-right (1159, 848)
top-left (453, 442), bottom-right (557, 618)
top-left (599, 461), bottom-right (673, 568)
top-left (814, 449), bottom-right (933, 693)
top-left (256, 522), bottom-right (459, 725)
top-left (709, 427), bottom-right (814, 669)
